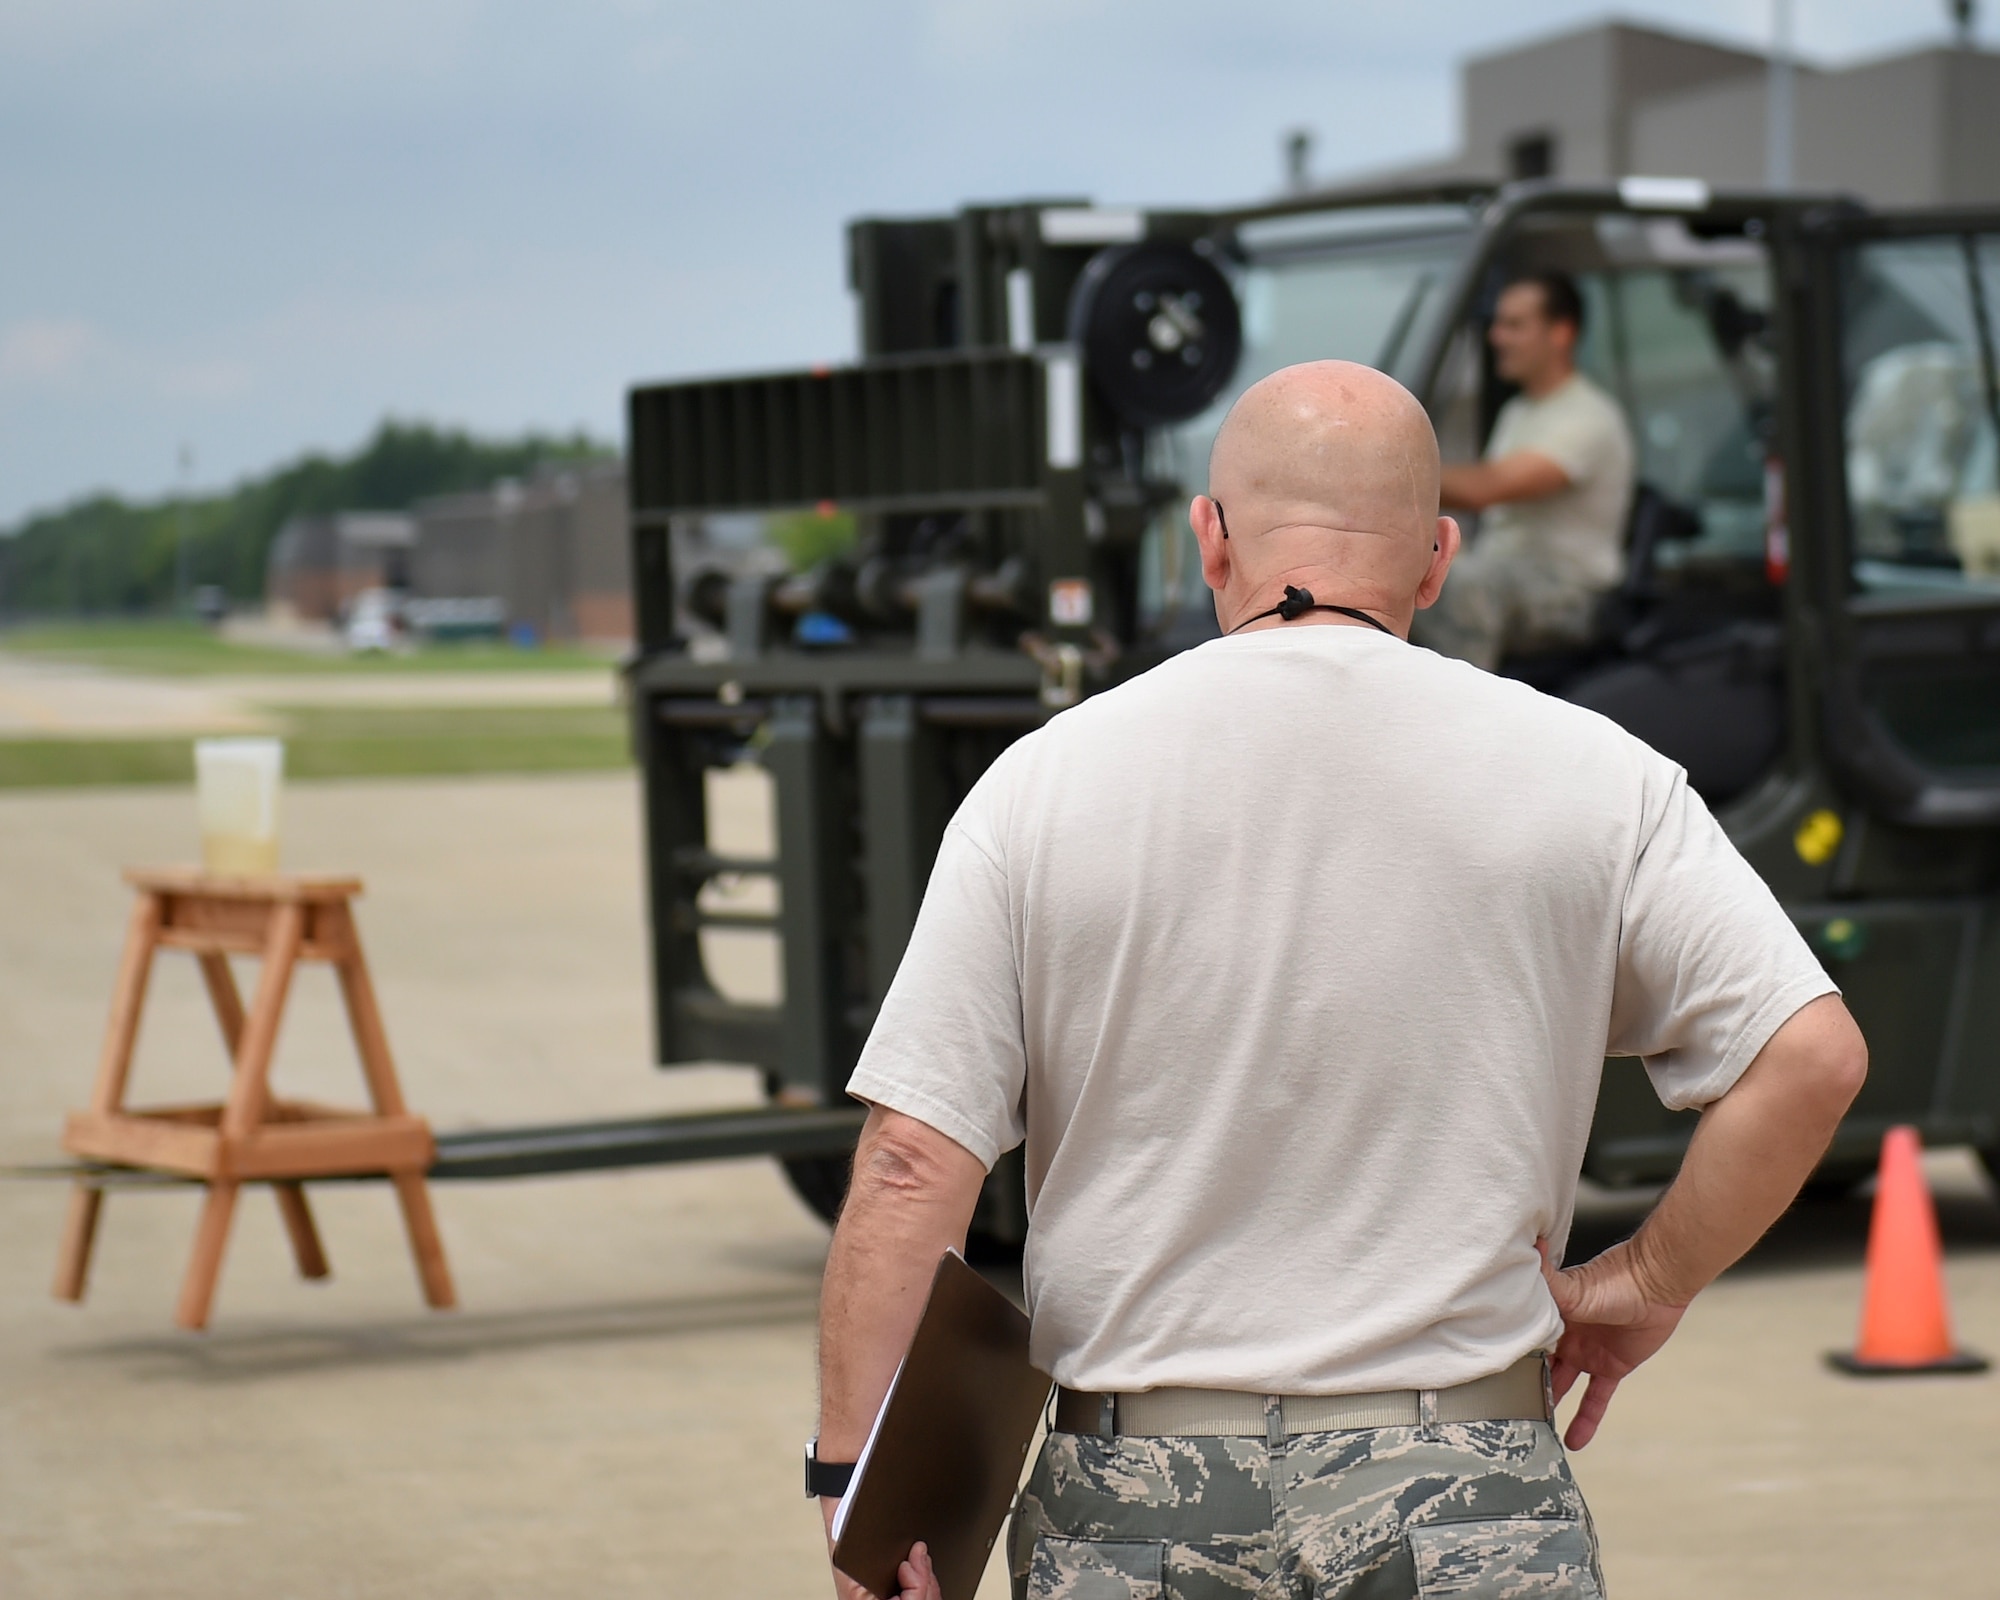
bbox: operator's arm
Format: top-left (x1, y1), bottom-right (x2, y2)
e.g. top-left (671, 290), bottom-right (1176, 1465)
top-left (816, 1105), bottom-right (987, 1596)
top-left (1439, 451), bottom-right (1570, 512)
top-left (1544, 994), bottom-right (1866, 1447)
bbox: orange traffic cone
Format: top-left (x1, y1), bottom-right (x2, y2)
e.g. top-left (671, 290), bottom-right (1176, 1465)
top-left (1827, 1126), bottom-right (1988, 1375)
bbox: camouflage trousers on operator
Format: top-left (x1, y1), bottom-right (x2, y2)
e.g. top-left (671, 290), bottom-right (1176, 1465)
top-left (1009, 1420), bottom-right (1606, 1600)
top-left (1408, 540), bottom-right (1607, 674)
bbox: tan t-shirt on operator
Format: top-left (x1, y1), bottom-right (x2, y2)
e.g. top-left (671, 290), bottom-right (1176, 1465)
top-left (846, 626), bottom-right (1833, 1396)
top-left (1480, 371), bottom-right (1636, 589)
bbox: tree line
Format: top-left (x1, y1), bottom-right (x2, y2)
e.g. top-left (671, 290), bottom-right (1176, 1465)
top-left (0, 421), bottom-right (611, 616)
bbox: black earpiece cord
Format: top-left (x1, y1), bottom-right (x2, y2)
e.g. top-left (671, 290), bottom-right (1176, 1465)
top-left (1228, 585), bottom-right (1394, 636)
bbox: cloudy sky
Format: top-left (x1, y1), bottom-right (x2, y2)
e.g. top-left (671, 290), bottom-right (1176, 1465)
top-left (0, 0), bottom-right (1973, 524)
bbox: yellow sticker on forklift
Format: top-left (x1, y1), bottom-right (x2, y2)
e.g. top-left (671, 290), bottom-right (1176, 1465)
top-left (1794, 809), bottom-right (1843, 866)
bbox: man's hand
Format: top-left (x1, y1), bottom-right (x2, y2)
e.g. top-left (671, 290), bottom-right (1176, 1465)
top-left (822, 1519), bottom-right (941, 1600)
top-left (1538, 1238), bottom-right (1687, 1450)
top-left (1536, 994), bottom-right (1866, 1451)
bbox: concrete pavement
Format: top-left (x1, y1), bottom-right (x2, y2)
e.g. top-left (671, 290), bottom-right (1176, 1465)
top-left (0, 653), bottom-right (268, 738)
top-left (1, 774), bottom-right (1995, 1598)
top-left (0, 648), bottom-right (617, 740)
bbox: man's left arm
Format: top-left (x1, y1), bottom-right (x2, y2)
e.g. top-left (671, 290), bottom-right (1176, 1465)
top-left (812, 805), bottom-right (1027, 1596)
top-left (817, 1107), bottom-right (987, 1598)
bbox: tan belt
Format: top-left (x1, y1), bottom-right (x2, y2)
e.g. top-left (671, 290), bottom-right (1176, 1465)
top-left (1053, 1353), bottom-right (1552, 1439)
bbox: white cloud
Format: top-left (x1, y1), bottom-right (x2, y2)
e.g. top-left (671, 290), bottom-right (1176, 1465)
top-left (0, 316), bottom-right (258, 402)
top-left (160, 358), bottom-right (256, 400)
top-left (0, 318), bottom-right (103, 385)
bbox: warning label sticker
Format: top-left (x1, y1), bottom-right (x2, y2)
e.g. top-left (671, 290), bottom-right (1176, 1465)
top-left (1049, 579), bottom-right (1094, 627)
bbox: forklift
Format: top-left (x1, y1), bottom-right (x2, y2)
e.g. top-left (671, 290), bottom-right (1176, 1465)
top-left (440, 176), bottom-right (2000, 1253)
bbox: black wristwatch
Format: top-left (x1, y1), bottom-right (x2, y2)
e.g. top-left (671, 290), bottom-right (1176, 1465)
top-left (805, 1436), bottom-right (856, 1499)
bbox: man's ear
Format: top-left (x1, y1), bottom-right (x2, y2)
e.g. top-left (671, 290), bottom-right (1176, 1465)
top-left (1415, 515), bottom-right (1460, 610)
top-left (1191, 494), bottom-right (1231, 595)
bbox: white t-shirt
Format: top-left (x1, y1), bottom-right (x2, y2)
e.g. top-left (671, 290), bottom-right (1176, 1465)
top-left (846, 626), bottom-right (1834, 1396)
top-left (1481, 372), bottom-right (1636, 589)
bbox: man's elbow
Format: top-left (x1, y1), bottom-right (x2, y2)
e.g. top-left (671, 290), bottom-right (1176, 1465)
top-left (1788, 995), bottom-right (1869, 1120)
top-left (845, 1108), bottom-right (985, 1216)
top-left (1439, 469), bottom-right (1492, 514)
top-left (1452, 489), bottom-right (1497, 514)
top-left (1819, 1010), bottom-right (1869, 1115)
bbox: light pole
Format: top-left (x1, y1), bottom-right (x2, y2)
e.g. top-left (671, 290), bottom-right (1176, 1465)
top-left (1766, 0), bottom-right (1795, 190)
top-left (174, 443), bottom-right (193, 617)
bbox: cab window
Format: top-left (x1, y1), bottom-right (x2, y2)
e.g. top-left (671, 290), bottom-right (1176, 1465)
top-left (1572, 262), bottom-right (1774, 579)
top-left (1841, 235), bottom-right (2000, 597)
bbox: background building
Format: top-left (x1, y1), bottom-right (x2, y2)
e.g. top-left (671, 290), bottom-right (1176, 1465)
top-left (409, 460), bottom-right (631, 646)
top-left (1368, 19), bottom-right (2000, 205)
top-left (263, 511), bottom-right (414, 623)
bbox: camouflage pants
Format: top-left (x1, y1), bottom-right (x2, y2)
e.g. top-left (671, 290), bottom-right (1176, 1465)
top-left (1009, 1421), bottom-right (1605, 1599)
top-left (1409, 541), bottom-right (1605, 673)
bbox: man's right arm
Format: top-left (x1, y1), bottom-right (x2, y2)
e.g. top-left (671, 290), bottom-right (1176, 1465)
top-left (1543, 993), bottom-right (1866, 1447)
top-left (1439, 451), bottom-right (1570, 511)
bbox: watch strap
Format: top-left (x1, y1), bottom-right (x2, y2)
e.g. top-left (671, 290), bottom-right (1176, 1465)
top-left (805, 1438), bottom-right (856, 1499)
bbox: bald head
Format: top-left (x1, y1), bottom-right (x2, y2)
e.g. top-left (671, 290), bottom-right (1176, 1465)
top-left (1193, 361), bottom-right (1457, 637)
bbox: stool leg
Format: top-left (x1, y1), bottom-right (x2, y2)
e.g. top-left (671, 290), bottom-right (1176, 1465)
top-left (273, 1183), bottom-right (330, 1280)
top-left (176, 1181), bottom-right (240, 1331)
top-left (390, 1173), bottom-right (456, 1310)
top-left (52, 1184), bottom-right (104, 1302)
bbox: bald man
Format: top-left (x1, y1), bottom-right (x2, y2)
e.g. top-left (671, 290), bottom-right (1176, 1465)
top-left (816, 361), bottom-right (1863, 1600)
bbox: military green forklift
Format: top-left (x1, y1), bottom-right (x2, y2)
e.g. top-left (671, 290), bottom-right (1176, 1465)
top-left (595, 176), bottom-right (2000, 1250)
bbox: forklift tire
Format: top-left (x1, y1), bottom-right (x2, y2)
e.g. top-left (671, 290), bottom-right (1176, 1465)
top-left (1795, 1172), bottom-right (1864, 1205)
top-left (781, 1153), bottom-right (851, 1226)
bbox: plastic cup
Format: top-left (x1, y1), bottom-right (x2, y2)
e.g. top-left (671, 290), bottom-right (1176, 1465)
top-left (194, 738), bottom-right (284, 875)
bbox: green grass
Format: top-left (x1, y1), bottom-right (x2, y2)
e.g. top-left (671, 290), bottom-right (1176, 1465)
top-left (0, 706), bottom-right (632, 789)
top-left (0, 619), bottom-right (615, 677)
top-left (0, 740), bottom-right (198, 788)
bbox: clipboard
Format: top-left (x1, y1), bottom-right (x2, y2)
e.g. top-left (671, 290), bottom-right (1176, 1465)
top-left (831, 1250), bottom-right (1053, 1600)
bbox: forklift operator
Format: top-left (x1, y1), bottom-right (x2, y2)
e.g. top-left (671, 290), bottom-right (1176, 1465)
top-left (1415, 269), bottom-right (1636, 671)
top-left (815, 360), bottom-right (1863, 1600)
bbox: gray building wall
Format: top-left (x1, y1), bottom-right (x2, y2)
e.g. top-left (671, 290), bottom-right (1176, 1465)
top-left (265, 511), bottom-right (414, 620)
top-left (566, 461), bottom-right (634, 643)
top-left (1461, 23), bottom-right (1764, 181)
top-left (1941, 48), bottom-right (2000, 205)
top-left (1371, 21), bottom-right (2000, 208)
top-left (410, 490), bottom-right (512, 605)
top-left (1631, 49), bottom-right (2000, 206)
top-left (1626, 70), bottom-right (1784, 191)
top-left (410, 463), bottom-right (631, 645)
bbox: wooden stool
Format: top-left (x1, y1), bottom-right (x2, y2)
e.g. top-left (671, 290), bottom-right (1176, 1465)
top-left (53, 869), bottom-right (456, 1330)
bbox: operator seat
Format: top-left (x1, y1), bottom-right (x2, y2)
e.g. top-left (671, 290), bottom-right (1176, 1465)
top-left (1498, 482), bottom-right (1700, 692)
top-left (1500, 484), bottom-right (1786, 806)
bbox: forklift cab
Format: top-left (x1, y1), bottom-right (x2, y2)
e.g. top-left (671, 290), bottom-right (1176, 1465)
top-left (1158, 185), bottom-right (1793, 806)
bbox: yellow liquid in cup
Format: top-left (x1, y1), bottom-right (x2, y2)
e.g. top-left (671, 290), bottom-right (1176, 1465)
top-left (202, 833), bottom-right (280, 876)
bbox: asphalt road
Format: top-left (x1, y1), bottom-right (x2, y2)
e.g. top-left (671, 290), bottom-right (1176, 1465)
top-left (1, 774), bottom-right (1994, 1598)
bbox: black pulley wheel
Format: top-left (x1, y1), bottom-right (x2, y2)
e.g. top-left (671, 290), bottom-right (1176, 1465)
top-left (1067, 240), bottom-right (1242, 429)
